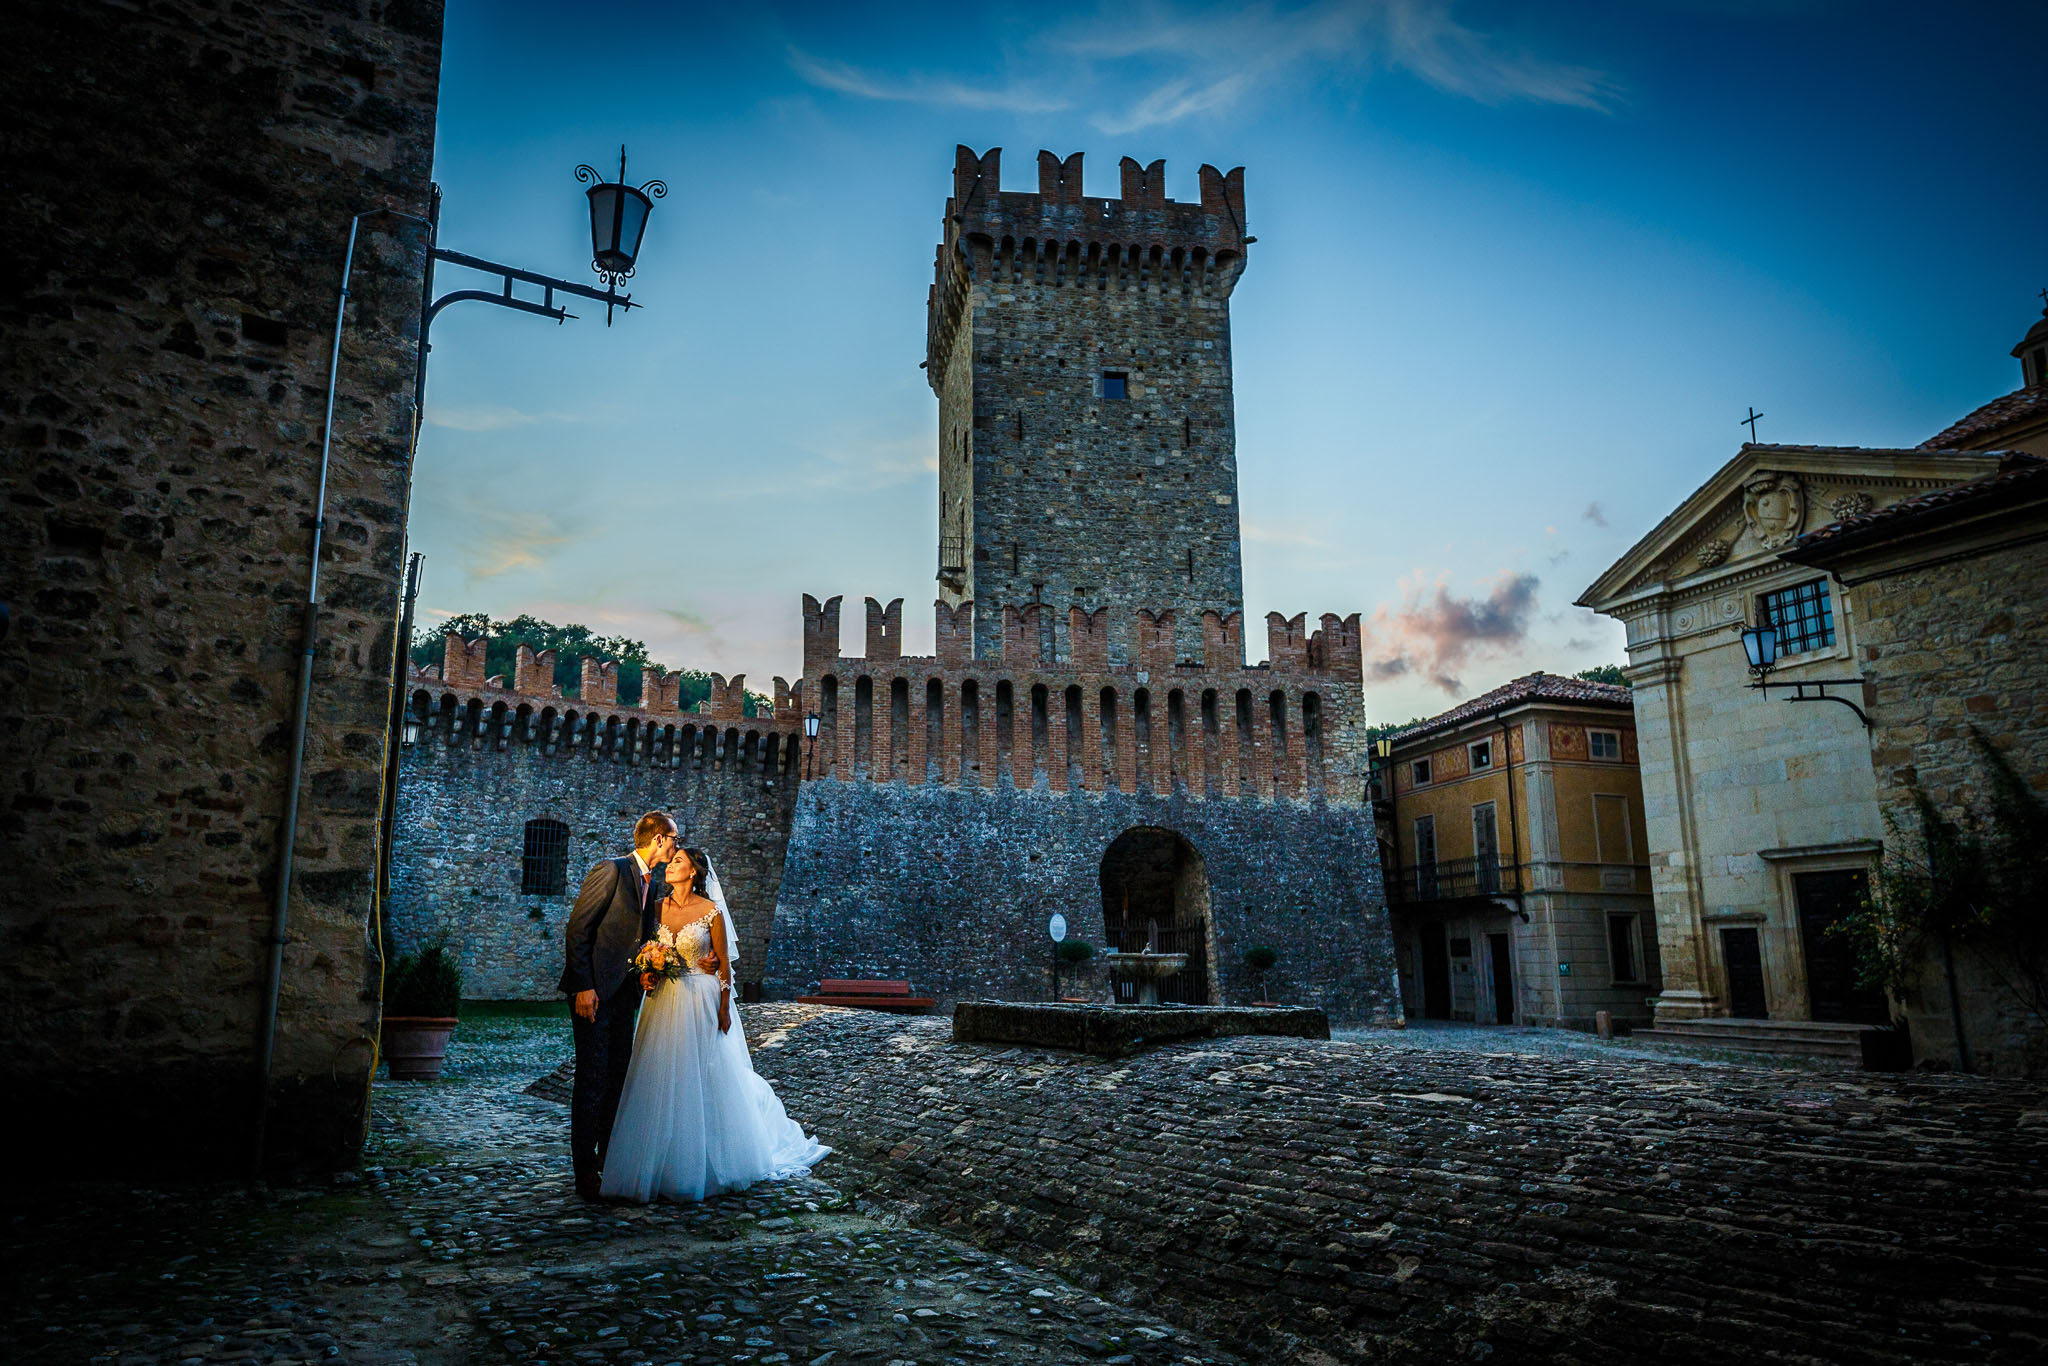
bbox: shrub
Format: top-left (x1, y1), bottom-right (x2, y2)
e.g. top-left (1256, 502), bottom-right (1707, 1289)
top-left (1056, 939), bottom-right (1096, 965)
top-left (1242, 945), bottom-right (1279, 973)
top-left (385, 937), bottom-right (464, 1017)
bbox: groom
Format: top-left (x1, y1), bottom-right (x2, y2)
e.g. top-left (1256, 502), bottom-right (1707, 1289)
top-left (560, 809), bottom-right (678, 1201)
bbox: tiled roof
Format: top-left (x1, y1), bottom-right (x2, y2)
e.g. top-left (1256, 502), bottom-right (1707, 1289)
top-left (1789, 453), bottom-right (2048, 553)
top-left (1391, 672), bottom-right (1632, 747)
top-left (1919, 387), bottom-right (2047, 450)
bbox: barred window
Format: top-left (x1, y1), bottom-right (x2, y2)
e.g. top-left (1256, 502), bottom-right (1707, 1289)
top-left (1758, 577), bottom-right (1835, 656)
top-left (521, 818), bottom-right (570, 896)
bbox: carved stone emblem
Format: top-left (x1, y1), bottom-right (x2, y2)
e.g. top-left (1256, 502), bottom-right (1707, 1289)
top-left (1829, 491), bottom-right (1874, 521)
top-left (1695, 539), bottom-right (1731, 569)
top-left (1742, 472), bottom-right (1805, 551)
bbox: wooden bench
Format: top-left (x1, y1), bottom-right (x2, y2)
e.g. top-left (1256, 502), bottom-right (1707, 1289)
top-left (796, 978), bottom-right (936, 1012)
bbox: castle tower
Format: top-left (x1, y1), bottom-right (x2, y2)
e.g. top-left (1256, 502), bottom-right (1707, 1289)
top-left (927, 147), bottom-right (1250, 662)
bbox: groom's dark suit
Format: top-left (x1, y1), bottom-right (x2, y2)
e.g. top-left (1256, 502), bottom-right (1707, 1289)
top-left (561, 853), bottom-right (661, 1191)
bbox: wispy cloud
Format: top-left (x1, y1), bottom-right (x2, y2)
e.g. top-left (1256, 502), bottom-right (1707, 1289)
top-left (1361, 568), bottom-right (1541, 694)
top-left (788, 4), bottom-right (1615, 137)
top-left (1582, 500), bottom-right (1609, 526)
top-left (1065, 0), bottom-right (1619, 134)
top-left (784, 423), bottom-right (939, 493)
top-left (426, 404), bottom-right (585, 433)
top-left (788, 47), bottom-right (1070, 114)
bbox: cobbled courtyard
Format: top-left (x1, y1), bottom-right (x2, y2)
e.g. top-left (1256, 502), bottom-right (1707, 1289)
top-left (4, 1005), bottom-right (2045, 1366)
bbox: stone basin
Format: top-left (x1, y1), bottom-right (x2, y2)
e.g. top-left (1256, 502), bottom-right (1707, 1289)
top-left (1098, 951), bottom-right (1189, 979)
top-left (1099, 951), bottom-right (1190, 1005)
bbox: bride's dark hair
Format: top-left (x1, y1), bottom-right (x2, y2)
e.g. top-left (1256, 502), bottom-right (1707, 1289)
top-left (676, 846), bottom-right (711, 897)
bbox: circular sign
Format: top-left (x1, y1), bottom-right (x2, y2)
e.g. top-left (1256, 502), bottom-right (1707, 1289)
top-left (1048, 913), bottom-right (1068, 943)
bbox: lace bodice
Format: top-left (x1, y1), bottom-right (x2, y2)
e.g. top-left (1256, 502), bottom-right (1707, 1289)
top-left (653, 916), bottom-right (716, 973)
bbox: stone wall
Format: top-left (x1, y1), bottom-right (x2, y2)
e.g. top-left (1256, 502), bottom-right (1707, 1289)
top-left (930, 148), bottom-right (1248, 662)
top-left (0, 0), bottom-right (443, 1172)
top-left (392, 675), bottom-right (806, 998)
top-left (1802, 497), bottom-right (2048, 1075)
top-left (763, 779), bottom-right (1399, 1022)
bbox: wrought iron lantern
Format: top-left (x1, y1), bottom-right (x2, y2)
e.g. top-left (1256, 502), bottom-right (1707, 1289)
top-left (804, 711), bottom-right (821, 741)
top-left (1740, 622), bottom-right (1779, 676)
top-left (578, 146), bottom-right (667, 298)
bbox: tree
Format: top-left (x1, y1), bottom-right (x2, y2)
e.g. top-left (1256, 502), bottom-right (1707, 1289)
top-left (409, 613), bottom-right (762, 714)
top-left (1574, 664), bottom-right (1630, 687)
top-left (1366, 718), bottom-right (1431, 747)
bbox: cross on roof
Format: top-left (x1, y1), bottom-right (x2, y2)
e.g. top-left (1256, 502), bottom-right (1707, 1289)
top-left (1742, 407), bottom-right (1764, 442)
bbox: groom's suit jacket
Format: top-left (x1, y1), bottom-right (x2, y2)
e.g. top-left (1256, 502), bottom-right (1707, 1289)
top-left (560, 854), bottom-right (660, 1001)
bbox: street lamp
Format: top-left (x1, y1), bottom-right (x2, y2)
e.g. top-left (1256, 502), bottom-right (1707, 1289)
top-left (580, 147), bottom-right (666, 308)
top-left (1740, 623), bottom-right (1779, 677)
top-left (1735, 617), bottom-right (1871, 728)
top-left (804, 711), bottom-right (821, 778)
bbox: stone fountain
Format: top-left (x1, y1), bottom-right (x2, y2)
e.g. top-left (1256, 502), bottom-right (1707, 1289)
top-left (1099, 949), bottom-right (1189, 1005)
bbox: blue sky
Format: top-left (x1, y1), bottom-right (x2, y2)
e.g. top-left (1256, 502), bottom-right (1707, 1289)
top-left (411, 0), bottom-right (2045, 722)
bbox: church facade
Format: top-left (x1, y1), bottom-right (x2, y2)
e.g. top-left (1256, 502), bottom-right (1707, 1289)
top-left (390, 149), bottom-right (1399, 1021)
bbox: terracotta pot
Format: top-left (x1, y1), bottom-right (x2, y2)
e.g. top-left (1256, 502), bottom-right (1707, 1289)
top-left (381, 1016), bottom-right (459, 1080)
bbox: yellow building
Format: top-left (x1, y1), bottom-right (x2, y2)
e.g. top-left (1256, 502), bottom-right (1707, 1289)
top-left (1377, 673), bottom-right (1656, 1029)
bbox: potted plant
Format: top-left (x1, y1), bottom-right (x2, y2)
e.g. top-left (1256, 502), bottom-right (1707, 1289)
top-left (1055, 938), bottom-right (1095, 1002)
top-left (1243, 945), bottom-right (1279, 1006)
top-left (381, 936), bottom-right (464, 1080)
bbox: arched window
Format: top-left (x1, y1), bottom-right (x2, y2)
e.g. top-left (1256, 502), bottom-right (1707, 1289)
top-left (521, 818), bottom-right (570, 896)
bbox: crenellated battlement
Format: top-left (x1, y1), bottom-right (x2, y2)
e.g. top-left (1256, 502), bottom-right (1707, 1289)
top-left (927, 145), bottom-right (1249, 384)
top-left (406, 629), bottom-right (805, 779)
top-left (799, 595), bottom-right (1365, 805)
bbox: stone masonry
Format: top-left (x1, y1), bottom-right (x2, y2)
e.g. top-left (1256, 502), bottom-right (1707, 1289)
top-left (931, 147), bottom-right (1249, 663)
top-left (392, 634), bottom-right (807, 996)
top-left (766, 595), bottom-right (1392, 1017)
top-left (0, 0), bottom-right (443, 1172)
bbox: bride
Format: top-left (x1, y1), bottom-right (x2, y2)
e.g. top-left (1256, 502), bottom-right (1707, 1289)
top-left (599, 847), bottom-right (830, 1202)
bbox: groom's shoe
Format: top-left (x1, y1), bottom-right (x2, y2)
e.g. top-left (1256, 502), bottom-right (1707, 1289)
top-left (575, 1172), bottom-right (603, 1203)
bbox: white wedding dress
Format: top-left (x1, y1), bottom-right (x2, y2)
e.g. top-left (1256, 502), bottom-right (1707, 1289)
top-left (599, 914), bottom-right (830, 1202)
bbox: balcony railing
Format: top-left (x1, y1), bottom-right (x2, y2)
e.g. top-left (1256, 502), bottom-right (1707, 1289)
top-left (938, 533), bottom-right (965, 580)
top-left (1390, 856), bottom-right (1522, 906)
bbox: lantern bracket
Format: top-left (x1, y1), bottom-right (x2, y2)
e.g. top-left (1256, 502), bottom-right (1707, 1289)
top-left (1747, 674), bottom-right (1874, 729)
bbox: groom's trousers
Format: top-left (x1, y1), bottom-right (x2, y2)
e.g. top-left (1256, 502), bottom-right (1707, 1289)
top-left (570, 980), bottom-right (642, 1182)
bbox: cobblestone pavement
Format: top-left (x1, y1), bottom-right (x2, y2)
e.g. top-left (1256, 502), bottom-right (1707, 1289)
top-left (0, 1008), bottom-right (1236, 1366)
top-left (721, 1005), bottom-right (2048, 1366)
top-left (1335, 1019), bottom-right (1849, 1070)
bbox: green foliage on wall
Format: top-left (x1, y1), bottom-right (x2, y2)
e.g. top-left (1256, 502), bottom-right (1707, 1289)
top-left (1838, 728), bottom-right (2048, 1018)
top-left (410, 613), bottom-right (763, 714)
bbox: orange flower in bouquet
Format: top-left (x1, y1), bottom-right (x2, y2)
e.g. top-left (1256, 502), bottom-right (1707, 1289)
top-left (632, 937), bottom-right (686, 992)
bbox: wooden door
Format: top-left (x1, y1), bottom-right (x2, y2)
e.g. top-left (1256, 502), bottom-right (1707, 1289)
top-left (1720, 927), bottom-right (1767, 1018)
top-left (1420, 924), bottom-right (1452, 1020)
top-left (1794, 869), bottom-right (1887, 1023)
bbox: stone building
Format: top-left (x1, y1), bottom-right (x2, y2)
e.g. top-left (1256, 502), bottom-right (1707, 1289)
top-left (0, 1), bottom-right (444, 1171)
top-left (1782, 453), bottom-right (2048, 1075)
top-left (1578, 303), bottom-right (2043, 1062)
top-left (388, 149), bottom-right (1399, 1022)
top-left (1377, 674), bottom-right (1657, 1030)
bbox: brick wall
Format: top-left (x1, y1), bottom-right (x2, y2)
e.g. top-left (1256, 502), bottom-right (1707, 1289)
top-left (0, 0), bottom-right (442, 1172)
top-left (930, 148), bottom-right (1249, 662)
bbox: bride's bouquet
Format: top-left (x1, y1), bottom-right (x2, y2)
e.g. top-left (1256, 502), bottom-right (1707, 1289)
top-left (632, 930), bottom-right (687, 989)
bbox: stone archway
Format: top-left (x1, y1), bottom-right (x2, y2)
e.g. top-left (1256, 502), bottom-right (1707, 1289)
top-left (1099, 827), bottom-right (1212, 1005)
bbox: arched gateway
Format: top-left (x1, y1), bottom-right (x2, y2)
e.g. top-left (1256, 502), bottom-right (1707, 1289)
top-left (1099, 827), bottom-right (1213, 1004)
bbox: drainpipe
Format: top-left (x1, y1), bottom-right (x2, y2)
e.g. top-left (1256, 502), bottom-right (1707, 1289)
top-left (254, 209), bottom-right (427, 1175)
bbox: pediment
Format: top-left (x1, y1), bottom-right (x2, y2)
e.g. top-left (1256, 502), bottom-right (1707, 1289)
top-left (1579, 445), bottom-right (2009, 610)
